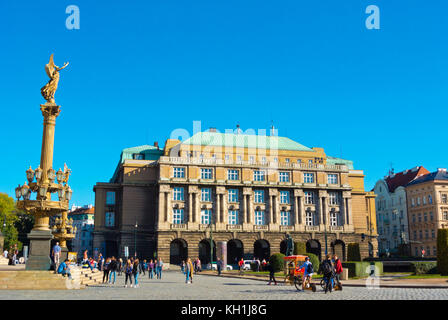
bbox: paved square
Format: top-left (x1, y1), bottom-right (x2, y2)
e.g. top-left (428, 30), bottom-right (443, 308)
top-left (1, 271), bottom-right (448, 300)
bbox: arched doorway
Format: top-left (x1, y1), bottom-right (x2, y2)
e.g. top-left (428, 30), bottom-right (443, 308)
top-left (199, 239), bottom-right (216, 264)
top-left (170, 239), bottom-right (188, 265)
top-left (331, 240), bottom-right (345, 261)
top-left (306, 239), bottom-right (321, 261)
top-left (280, 240), bottom-right (287, 255)
top-left (227, 239), bottom-right (243, 264)
top-left (254, 240), bottom-right (270, 261)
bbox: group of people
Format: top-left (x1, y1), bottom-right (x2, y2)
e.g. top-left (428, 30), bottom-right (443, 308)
top-left (93, 253), bottom-right (165, 288)
top-left (3, 244), bottom-right (19, 266)
top-left (319, 254), bottom-right (343, 293)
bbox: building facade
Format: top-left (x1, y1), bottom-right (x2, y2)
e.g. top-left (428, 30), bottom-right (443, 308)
top-left (406, 168), bottom-right (448, 258)
top-left (374, 166), bottom-right (429, 256)
top-left (93, 130), bottom-right (378, 266)
top-left (68, 205), bottom-right (95, 259)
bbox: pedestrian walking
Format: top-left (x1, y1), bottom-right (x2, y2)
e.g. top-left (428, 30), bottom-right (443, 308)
top-left (148, 259), bottom-right (154, 279)
top-left (320, 254), bottom-right (335, 294)
top-left (185, 258), bottom-right (193, 283)
top-left (102, 258), bottom-right (111, 283)
top-left (181, 260), bottom-right (185, 273)
top-left (266, 262), bottom-right (277, 285)
top-left (133, 258), bottom-right (140, 288)
top-left (52, 242), bottom-right (61, 272)
top-left (118, 258), bottom-right (123, 276)
top-left (141, 259), bottom-right (147, 276)
top-left (156, 258), bottom-right (164, 279)
top-left (124, 259), bottom-right (133, 288)
top-left (334, 254), bottom-right (343, 287)
top-left (109, 256), bottom-right (118, 284)
top-left (97, 253), bottom-right (104, 271)
top-left (216, 257), bottom-right (223, 276)
top-left (238, 258), bottom-right (244, 275)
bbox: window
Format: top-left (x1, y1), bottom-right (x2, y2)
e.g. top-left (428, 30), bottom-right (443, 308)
top-left (432, 229), bottom-right (435, 239)
top-left (305, 210), bottom-right (314, 226)
top-left (417, 197), bottom-right (421, 206)
top-left (329, 192), bottom-right (339, 205)
top-left (418, 214), bottom-right (422, 222)
top-left (237, 155), bottom-right (242, 162)
top-left (133, 153), bottom-right (144, 160)
top-left (225, 154), bottom-right (230, 161)
top-left (308, 160), bottom-right (313, 165)
top-left (201, 168), bottom-right (213, 180)
top-left (327, 174), bottom-right (338, 185)
top-left (413, 230), bottom-right (417, 240)
top-left (303, 173), bottom-right (314, 183)
top-left (285, 158), bottom-right (290, 163)
top-left (330, 211), bottom-right (338, 226)
top-left (173, 167), bottom-right (185, 178)
top-left (254, 190), bottom-right (264, 203)
top-left (228, 189), bottom-right (239, 203)
top-left (201, 188), bottom-right (211, 202)
top-left (424, 213), bottom-right (428, 222)
top-left (253, 170), bottom-right (266, 181)
top-left (423, 196), bottom-right (427, 205)
top-left (273, 157), bottom-right (278, 162)
top-left (173, 209), bottom-right (184, 224)
top-left (433, 246), bottom-right (437, 256)
top-left (430, 211), bottom-right (434, 221)
top-left (201, 209), bottom-right (212, 224)
top-left (419, 230), bottom-right (423, 240)
top-left (105, 212), bottom-right (115, 227)
top-left (411, 198), bottom-right (415, 207)
top-left (297, 159), bottom-right (302, 164)
top-left (249, 156), bottom-right (255, 163)
top-left (443, 194), bottom-right (448, 204)
top-left (228, 210), bottom-right (239, 225)
top-left (280, 191), bottom-right (290, 204)
top-left (254, 211), bottom-right (265, 225)
top-left (280, 211), bottom-right (291, 226)
top-left (106, 192), bottom-right (115, 205)
top-left (443, 211), bottom-right (448, 220)
top-left (173, 187), bottom-right (184, 201)
top-left (261, 157), bottom-right (267, 163)
top-left (304, 191), bottom-right (315, 204)
top-left (279, 172), bottom-right (290, 183)
top-left (227, 169), bottom-right (239, 181)
top-left (428, 195), bottom-right (433, 204)
top-left (412, 214), bottom-right (416, 223)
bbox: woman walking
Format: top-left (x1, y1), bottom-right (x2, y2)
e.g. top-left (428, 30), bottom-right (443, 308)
top-left (124, 259), bottom-right (133, 288)
top-left (148, 259), bottom-right (154, 279)
top-left (157, 258), bottom-right (164, 279)
top-left (102, 257), bottom-right (111, 283)
top-left (118, 258), bottom-right (123, 276)
top-left (133, 258), bottom-right (140, 288)
top-left (109, 257), bottom-right (118, 285)
top-left (185, 258), bottom-right (194, 284)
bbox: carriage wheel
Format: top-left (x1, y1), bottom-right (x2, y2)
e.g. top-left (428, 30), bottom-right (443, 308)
top-left (294, 277), bottom-right (302, 291)
top-left (311, 283), bottom-right (317, 292)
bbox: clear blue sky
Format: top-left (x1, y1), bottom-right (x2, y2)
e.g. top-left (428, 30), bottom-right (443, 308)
top-left (0, 0), bottom-right (447, 206)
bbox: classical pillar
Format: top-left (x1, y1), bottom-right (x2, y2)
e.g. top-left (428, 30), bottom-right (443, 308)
top-left (188, 192), bottom-right (193, 223)
top-left (294, 196), bottom-right (299, 225)
top-left (222, 191), bottom-right (228, 225)
top-left (243, 194), bottom-right (247, 224)
top-left (165, 191), bottom-right (171, 223)
top-left (194, 192), bottom-right (200, 223)
top-left (269, 195), bottom-right (274, 224)
top-left (216, 192), bottom-right (221, 223)
top-left (158, 191), bottom-right (166, 222)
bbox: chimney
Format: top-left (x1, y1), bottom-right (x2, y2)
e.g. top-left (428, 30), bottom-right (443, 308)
top-left (154, 141), bottom-right (159, 149)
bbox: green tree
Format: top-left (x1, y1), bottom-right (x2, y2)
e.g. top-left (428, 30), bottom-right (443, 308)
top-left (0, 193), bottom-right (22, 251)
top-left (294, 241), bottom-right (306, 255)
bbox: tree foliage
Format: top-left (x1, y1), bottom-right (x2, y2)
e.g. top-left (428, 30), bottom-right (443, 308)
top-left (0, 193), bottom-right (24, 251)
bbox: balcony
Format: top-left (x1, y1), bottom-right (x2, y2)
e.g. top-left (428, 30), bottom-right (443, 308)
top-left (170, 223), bottom-right (187, 230)
top-left (305, 225), bottom-right (319, 232)
top-left (227, 224), bottom-right (242, 231)
top-left (158, 156), bottom-right (348, 172)
top-left (280, 225), bottom-right (294, 232)
top-left (198, 224), bottom-right (216, 231)
top-left (330, 226), bottom-right (344, 232)
top-left (253, 225), bottom-right (268, 231)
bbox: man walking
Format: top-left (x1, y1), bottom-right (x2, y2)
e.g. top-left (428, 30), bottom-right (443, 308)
top-left (216, 257), bottom-right (223, 276)
top-left (52, 242), bottom-right (61, 272)
top-left (266, 262), bottom-right (277, 285)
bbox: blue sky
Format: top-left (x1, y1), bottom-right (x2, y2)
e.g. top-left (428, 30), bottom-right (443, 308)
top-left (0, 0), bottom-right (447, 206)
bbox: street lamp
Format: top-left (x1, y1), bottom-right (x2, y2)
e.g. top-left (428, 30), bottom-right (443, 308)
top-left (134, 220), bottom-right (138, 257)
top-left (26, 166), bottom-right (34, 184)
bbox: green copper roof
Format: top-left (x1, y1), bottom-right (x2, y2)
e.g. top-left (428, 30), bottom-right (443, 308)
top-left (110, 145), bottom-right (163, 182)
top-left (181, 132), bottom-right (314, 152)
top-left (326, 156), bottom-right (354, 170)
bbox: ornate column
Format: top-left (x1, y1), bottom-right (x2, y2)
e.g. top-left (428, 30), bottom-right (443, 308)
top-left (243, 193), bottom-right (247, 224)
top-left (188, 192), bottom-right (193, 223)
top-left (216, 191), bottom-right (221, 223)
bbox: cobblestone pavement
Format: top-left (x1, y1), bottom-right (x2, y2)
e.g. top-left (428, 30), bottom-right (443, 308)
top-left (1, 271), bottom-right (448, 300)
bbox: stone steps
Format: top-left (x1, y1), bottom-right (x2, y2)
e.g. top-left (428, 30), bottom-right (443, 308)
top-left (73, 267), bottom-right (104, 286)
top-left (0, 270), bottom-right (85, 290)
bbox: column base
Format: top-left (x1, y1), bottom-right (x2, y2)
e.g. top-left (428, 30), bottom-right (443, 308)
top-left (25, 230), bottom-right (54, 271)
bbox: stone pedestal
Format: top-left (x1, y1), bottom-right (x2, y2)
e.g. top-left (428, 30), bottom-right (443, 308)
top-left (26, 230), bottom-right (54, 270)
top-left (60, 246), bottom-right (69, 262)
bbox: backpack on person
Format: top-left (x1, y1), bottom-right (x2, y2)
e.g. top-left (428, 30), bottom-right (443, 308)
top-left (306, 262), bottom-right (314, 274)
top-left (322, 261), bottom-right (332, 276)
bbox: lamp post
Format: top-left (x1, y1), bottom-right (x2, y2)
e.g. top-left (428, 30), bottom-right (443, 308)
top-left (15, 55), bottom-right (72, 270)
top-left (134, 220), bottom-right (138, 258)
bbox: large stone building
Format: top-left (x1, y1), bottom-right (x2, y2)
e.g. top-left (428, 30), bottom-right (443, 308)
top-left (406, 168), bottom-right (448, 257)
top-left (93, 129), bottom-right (377, 267)
top-left (374, 166), bottom-right (429, 256)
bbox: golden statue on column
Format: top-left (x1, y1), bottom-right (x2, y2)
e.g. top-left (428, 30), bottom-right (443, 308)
top-left (41, 54), bottom-right (69, 104)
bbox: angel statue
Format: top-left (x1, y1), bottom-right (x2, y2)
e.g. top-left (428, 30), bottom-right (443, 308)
top-left (40, 54), bottom-right (69, 103)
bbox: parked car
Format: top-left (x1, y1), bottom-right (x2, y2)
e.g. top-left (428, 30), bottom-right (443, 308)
top-left (243, 260), bottom-right (257, 270)
top-left (210, 263), bottom-right (233, 271)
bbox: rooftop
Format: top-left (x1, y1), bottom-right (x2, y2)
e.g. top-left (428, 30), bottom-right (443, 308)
top-left (384, 166), bottom-right (429, 192)
top-left (407, 168), bottom-right (448, 186)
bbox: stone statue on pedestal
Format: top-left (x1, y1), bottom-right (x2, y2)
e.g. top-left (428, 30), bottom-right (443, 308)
top-left (285, 234), bottom-right (294, 256)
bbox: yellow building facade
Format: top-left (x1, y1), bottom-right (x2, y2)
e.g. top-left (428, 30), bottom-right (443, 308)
top-left (93, 130), bottom-right (377, 266)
